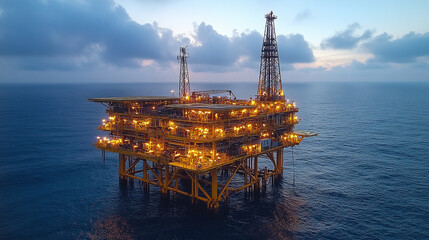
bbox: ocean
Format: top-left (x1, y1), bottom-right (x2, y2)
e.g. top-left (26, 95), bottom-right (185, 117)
top-left (0, 82), bottom-right (428, 239)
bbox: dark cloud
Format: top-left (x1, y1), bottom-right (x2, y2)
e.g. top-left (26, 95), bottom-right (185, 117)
top-left (321, 23), bottom-right (373, 49)
top-left (331, 59), bottom-right (388, 71)
top-left (189, 23), bottom-right (315, 72)
top-left (349, 59), bottom-right (388, 70)
top-left (362, 32), bottom-right (429, 63)
top-left (189, 22), bottom-right (236, 67)
top-left (0, 0), bottom-right (180, 70)
top-left (0, 0), bottom-right (314, 73)
top-left (278, 34), bottom-right (315, 63)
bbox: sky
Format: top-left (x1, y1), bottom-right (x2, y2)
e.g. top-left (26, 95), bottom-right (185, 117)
top-left (0, 0), bottom-right (428, 83)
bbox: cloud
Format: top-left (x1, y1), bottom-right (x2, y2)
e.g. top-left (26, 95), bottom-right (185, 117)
top-left (294, 9), bottom-right (311, 22)
top-left (362, 32), bottom-right (429, 63)
top-left (189, 23), bottom-right (315, 72)
top-left (0, 0), bottom-right (181, 70)
top-left (278, 34), bottom-right (315, 63)
top-left (297, 66), bottom-right (328, 72)
top-left (321, 23), bottom-right (373, 49)
top-left (331, 59), bottom-right (388, 71)
top-left (189, 22), bottom-right (237, 67)
top-left (0, 0), bottom-right (314, 74)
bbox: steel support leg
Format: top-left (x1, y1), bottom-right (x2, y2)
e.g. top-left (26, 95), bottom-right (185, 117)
top-left (254, 156), bottom-right (260, 191)
top-left (118, 154), bottom-right (126, 180)
top-left (211, 168), bottom-right (219, 209)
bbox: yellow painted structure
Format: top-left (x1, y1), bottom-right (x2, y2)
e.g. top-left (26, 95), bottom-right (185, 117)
top-left (89, 12), bottom-right (317, 209)
top-left (89, 95), bottom-right (316, 209)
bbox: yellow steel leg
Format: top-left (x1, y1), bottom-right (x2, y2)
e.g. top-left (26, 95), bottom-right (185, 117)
top-left (211, 168), bottom-right (218, 209)
top-left (277, 149), bottom-right (283, 174)
top-left (118, 154), bottom-right (126, 179)
top-left (254, 156), bottom-right (259, 190)
top-left (143, 160), bottom-right (148, 188)
top-left (162, 164), bottom-right (169, 194)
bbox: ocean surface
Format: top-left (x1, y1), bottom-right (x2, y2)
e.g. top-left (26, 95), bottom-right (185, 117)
top-left (0, 82), bottom-right (428, 240)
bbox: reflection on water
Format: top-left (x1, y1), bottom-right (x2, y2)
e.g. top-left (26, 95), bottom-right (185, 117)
top-left (81, 178), bottom-right (307, 240)
top-left (86, 216), bottom-right (133, 240)
top-left (261, 196), bottom-right (306, 239)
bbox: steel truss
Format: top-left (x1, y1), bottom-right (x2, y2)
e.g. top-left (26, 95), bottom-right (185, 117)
top-left (117, 148), bottom-right (285, 209)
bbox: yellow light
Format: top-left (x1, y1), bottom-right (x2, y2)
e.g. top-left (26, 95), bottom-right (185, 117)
top-left (251, 100), bottom-right (256, 105)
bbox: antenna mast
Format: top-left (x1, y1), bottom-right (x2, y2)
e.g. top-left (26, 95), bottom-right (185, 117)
top-left (257, 11), bottom-right (284, 101)
top-left (177, 46), bottom-right (191, 99)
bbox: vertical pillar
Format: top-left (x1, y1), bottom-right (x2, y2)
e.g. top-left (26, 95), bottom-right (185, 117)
top-left (191, 172), bottom-right (194, 203)
top-left (211, 168), bottom-right (218, 209)
top-left (143, 160), bottom-right (149, 189)
top-left (244, 159), bottom-right (248, 193)
top-left (192, 173), bottom-right (198, 204)
top-left (254, 156), bottom-right (259, 190)
top-left (276, 149), bottom-right (283, 175)
top-left (195, 174), bottom-right (199, 198)
top-left (162, 164), bottom-right (170, 195)
top-left (118, 154), bottom-right (126, 179)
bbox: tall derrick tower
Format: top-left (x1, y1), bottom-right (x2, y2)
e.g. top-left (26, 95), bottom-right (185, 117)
top-left (178, 46), bottom-right (191, 99)
top-left (257, 11), bottom-right (284, 102)
top-left (90, 12), bottom-right (318, 210)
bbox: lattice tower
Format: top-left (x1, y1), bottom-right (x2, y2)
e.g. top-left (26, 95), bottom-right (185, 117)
top-left (257, 11), bottom-right (284, 101)
top-left (177, 46), bottom-right (191, 98)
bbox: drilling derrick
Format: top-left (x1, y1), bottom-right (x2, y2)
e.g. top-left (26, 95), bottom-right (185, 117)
top-left (89, 12), bottom-right (317, 210)
top-left (257, 11), bottom-right (284, 102)
top-left (178, 46), bottom-right (191, 99)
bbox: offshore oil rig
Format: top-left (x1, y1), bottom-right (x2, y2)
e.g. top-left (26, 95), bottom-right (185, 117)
top-left (90, 12), bottom-right (316, 209)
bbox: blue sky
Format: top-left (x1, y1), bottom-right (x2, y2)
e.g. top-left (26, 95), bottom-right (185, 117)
top-left (0, 0), bottom-right (428, 83)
